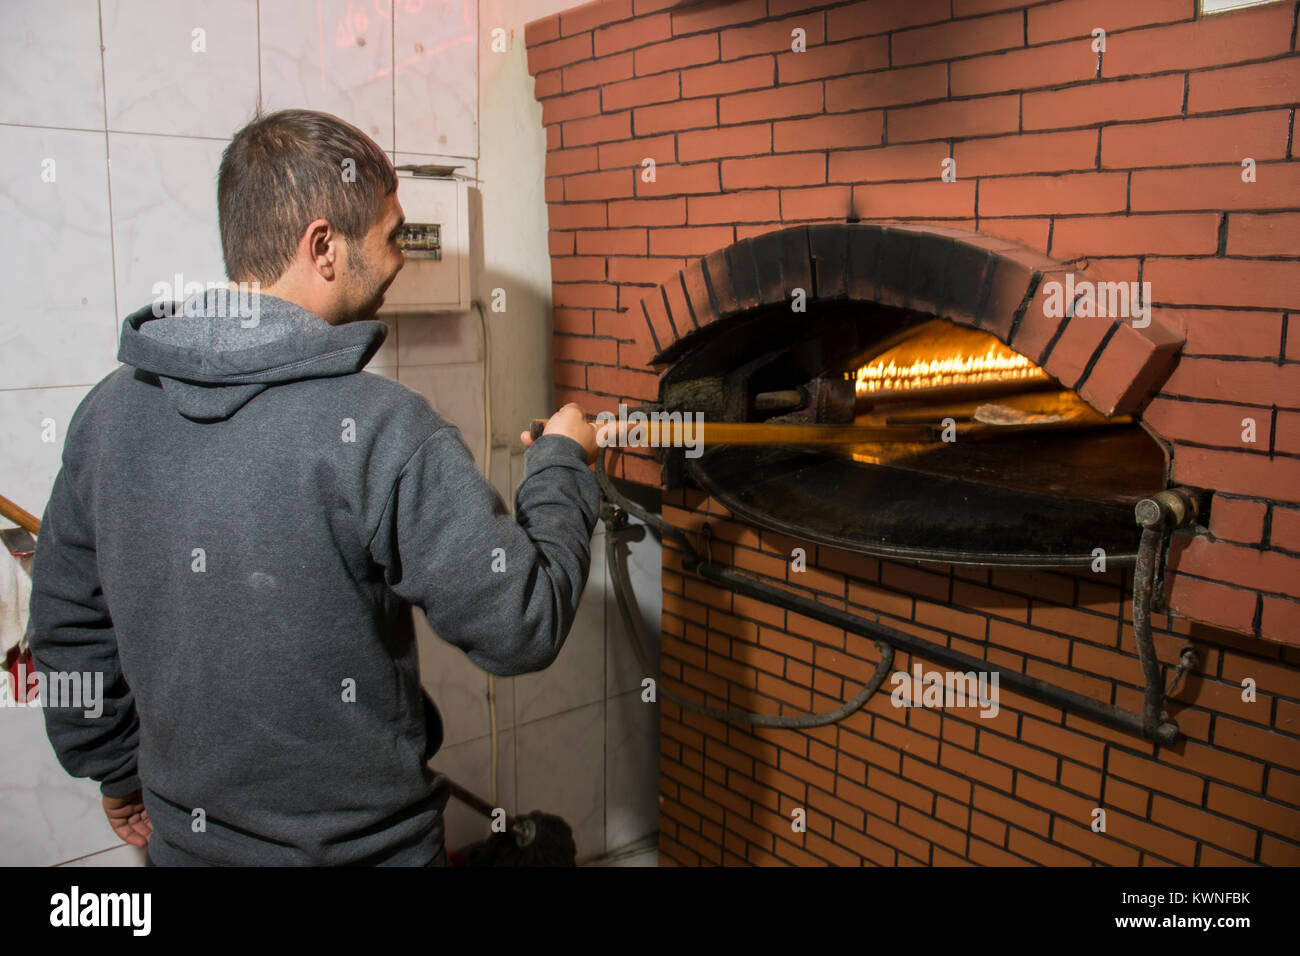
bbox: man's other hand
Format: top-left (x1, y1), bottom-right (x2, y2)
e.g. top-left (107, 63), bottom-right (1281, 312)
top-left (519, 403), bottom-right (606, 466)
top-left (103, 790), bottom-right (152, 848)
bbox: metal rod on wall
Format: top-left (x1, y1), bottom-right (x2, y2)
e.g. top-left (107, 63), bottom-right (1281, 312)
top-left (684, 552), bottom-right (1181, 747)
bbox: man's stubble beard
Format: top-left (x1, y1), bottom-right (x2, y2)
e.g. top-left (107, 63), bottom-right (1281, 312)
top-left (344, 240), bottom-right (384, 322)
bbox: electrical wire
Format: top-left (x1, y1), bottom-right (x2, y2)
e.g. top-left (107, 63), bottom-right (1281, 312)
top-left (471, 298), bottom-right (499, 810)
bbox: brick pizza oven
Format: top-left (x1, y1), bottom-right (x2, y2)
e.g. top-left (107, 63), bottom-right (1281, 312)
top-left (525, 0), bottom-right (1299, 865)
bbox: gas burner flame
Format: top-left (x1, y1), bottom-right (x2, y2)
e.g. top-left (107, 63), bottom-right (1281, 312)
top-left (854, 341), bottom-right (1049, 394)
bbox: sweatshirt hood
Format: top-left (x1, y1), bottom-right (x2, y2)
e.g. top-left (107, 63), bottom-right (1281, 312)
top-left (117, 288), bottom-right (387, 422)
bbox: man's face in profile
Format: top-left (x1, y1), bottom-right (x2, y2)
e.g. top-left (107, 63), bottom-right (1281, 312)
top-left (341, 189), bottom-right (405, 323)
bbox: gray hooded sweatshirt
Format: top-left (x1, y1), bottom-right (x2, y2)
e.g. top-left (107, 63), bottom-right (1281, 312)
top-left (27, 289), bottom-right (600, 865)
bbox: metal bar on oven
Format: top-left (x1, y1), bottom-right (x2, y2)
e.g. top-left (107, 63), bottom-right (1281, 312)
top-left (684, 554), bottom-right (1180, 746)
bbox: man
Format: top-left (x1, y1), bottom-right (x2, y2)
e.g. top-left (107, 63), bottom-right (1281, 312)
top-left (27, 109), bottom-right (603, 865)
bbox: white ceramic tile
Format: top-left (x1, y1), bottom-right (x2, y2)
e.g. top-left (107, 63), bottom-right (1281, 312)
top-left (605, 688), bottom-right (659, 853)
top-left (0, 703), bottom-right (123, 865)
top-left (0, 0), bottom-right (104, 129)
top-left (396, 363), bottom-right (486, 468)
top-left (57, 842), bottom-right (148, 866)
top-left (429, 728), bottom-right (515, 854)
top-left (606, 515), bottom-right (663, 697)
top-left (513, 525), bottom-right (607, 723)
top-left (414, 605), bottom-right (514, 750)
top-left (102, 0), bottom-right (259, 138)
top-left (394, 0), bottom-right (477, 158)
top-left (259, 0), bottom-right (394, 151)
top-left (394, 309), bottom-right (483, 366)
top-left (0, 386), bottom-right (98, 525)
top-left (0, 126), bottom-right (118, 389)
top-left (514, 700), bottom-right (605, 862)
top-left (107, 132), bottom-right (227, 316)
top-left (364, 364), bottom-right (398, 380)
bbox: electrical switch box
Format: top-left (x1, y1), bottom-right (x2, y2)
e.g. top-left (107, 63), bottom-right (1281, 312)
top-left (382, 172), bottom-right (470, 313)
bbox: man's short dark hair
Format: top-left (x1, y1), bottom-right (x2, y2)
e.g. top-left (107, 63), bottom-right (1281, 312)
top-left (218, 109), bottom-right (397, 284)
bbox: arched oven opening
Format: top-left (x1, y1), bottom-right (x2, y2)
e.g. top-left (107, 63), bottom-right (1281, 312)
top-left (649, 224), bottom-right (1180, 569)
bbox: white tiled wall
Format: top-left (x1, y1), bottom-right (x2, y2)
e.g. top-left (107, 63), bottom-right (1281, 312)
top-left (101, 0), bottom-right (260, 139)
top-left (0, 1), bottom-right (105, 130)
top-left (395, 0), bottom-right (478, 156)
top-left (0, 0), bottom-right (658, 866)
top-left (260, 1), bottom-right (395, 150)
top-left (0, 126), bottom-right (117, 392)
top-left (107, 132), bottom-right (229, 312)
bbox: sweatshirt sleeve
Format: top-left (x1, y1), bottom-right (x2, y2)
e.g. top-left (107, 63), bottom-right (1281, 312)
top-left (369, 426), bottom-right (601, 676)
top-left (27, 466), bottom-right (142, 799)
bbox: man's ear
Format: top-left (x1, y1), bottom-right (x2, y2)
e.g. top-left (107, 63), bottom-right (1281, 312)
top-left (305, 217), bottom-right (336, 281)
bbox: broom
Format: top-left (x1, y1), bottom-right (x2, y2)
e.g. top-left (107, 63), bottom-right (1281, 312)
top-left (445, 779), bottom-right (576, 866)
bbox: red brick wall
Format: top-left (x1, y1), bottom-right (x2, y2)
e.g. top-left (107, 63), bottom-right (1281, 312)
top-left (525, 0), bottom-right (1300, 864)
top-left (657, 489), bottom-right (1300, 865)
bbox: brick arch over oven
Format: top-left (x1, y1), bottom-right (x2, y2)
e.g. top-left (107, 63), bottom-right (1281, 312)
top-left (634, 222), bottom-right (1185, 419)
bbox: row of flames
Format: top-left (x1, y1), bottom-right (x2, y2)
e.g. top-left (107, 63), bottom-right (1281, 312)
top-left (853, 343), bottom-right (1050, 394)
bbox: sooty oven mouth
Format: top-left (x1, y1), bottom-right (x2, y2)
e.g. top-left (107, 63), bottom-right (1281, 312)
top-left (656, 299), bottom-right (1168, 568)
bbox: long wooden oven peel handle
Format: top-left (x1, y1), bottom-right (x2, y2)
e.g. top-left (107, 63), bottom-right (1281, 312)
top-left (528, 417), bottom-right (938, 446)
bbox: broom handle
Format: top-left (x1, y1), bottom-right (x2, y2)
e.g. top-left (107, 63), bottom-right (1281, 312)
top-left (0, 494), bottom-right (40, 535)
top-left (448, 779), bottom-right (516, 829)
